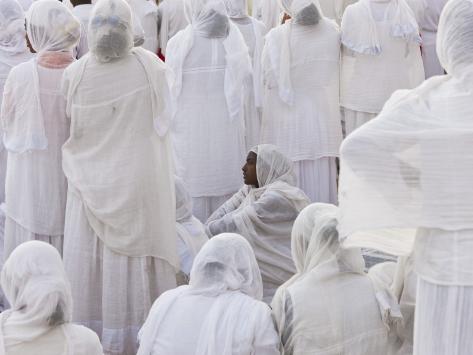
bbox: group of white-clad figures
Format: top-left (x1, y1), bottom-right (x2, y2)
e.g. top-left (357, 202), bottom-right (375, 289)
top-left (0, 0), bottom-right (471, 353)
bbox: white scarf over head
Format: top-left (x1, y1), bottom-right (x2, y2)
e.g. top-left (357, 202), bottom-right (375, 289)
top-left (165, 0), bottom-right (251, 120)
top-left (0, 0), bottom-right (28, 55)
top-left (1, 0), bottom-right (79, 154)
top-left (271, 0), bottom-right (323, 105)
top-left (137, 233), bottom-right (264, 355)
top-left (341, 0), bottom-right (421, 56)
top-left (339, 0), bottom-right (473, 256)
top-left (0, 241), bottom-right (72, 351)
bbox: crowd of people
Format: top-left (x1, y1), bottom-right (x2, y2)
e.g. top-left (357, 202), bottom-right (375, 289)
top-left (0, 0), bottom-right (470, 353)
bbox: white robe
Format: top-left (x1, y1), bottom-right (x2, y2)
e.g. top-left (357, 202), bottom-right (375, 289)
top-left (72, 4), bottom-right (93, 59)
top-left (261, 19), bottom-right (343, 202)
top-left (157, 0), bottom-right (189, 56)
top-left (129, 0), bottom-right (159, 53)
top-left (319, 0), bottom-right (357, 23)
top-left (252, 0), bottom-right (281, 30)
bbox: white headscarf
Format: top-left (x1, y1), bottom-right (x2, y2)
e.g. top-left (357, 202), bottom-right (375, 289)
top-left (341, 0), bottom-right (421, 55)
top-left (273, 0), bottom-right (323, 105)
top-left (165, 0), bottom-right (251, 120)
top-left (137, 233), bottom-right (263, 355)
top-left (0, 241), bottom-right (72, 350)
top-left (0, 0), bottom-right (79, 154)
top-left (0, 0), bottom-right (28, 55)
top-left (338, 0), bottom-right (473, 256)
top-left (88, 0), bottom-right (134, 63)
top-left (222, 0), bottom-right (248, 18)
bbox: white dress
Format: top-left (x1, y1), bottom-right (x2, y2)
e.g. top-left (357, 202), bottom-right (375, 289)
top-left (261, 19), bottom-right (343, 203)
top-left (168, 32), bottom-right (247, 222)
top-left (61, 49), bottom-right (178, 355)
top-left (2, 61), bottom-right (68, 258)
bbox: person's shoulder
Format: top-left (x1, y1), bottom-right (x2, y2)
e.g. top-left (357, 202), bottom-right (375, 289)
top-left (8, 57), bottom-right (34, 78)
top-left (68, 324), bottom-right (103, 354)
top-left (265, 23), bottom-right (287, 41)
top-left (321, 17), bottom-right (340, 33)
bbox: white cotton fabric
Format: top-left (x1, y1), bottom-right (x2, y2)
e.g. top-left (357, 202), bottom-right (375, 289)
top-left (1, 0), bottom-right (79, 153)
top-left (166, 0), bottom-right (251, 200)
top-left (318, 0), bottom-right (356, 23)
top-left (175, 177), bottom-right (208, 275)
top-left (207, 145), bottom-right (310, 301)
top-left (252, 0), bottom-right (281, 29)
top-left (72, 4), bottom-right (93, 59)
top-left (339, 0), bottom-right (473, 262)
top-left (0, 241), bottom-right (103, 355)
top-left (271, 203), bottom-right (388, 354)
top-left (157, 0), bottom-right (189, 56)
top-left (62, 0), bottom-right (177, 262)
top-left (340, 0), bottom-right (424, 114)
top-left (128, 0), bottom-right (159, 53)
top-left (137, 233), bottom-right (280, 355)
top-left (293, 158), bottom-right (338, 203)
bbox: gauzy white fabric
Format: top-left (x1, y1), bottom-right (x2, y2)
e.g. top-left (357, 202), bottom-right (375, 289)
top-left (271, 203), bottom-right (388, 354)
top-left (340, 0), bottom-right (424, 114)
top-left (1, 0), bottom-right (79, 154)
top-left (62, 0), bottom-right (178, 263)
top-left (338, 0), bottom-right (473, 266)
top-left (206, 145), bottom-right (310, 301)
top-left (166, 0), bottom-right (251, 198)
top-left (261, 5), bottom-right (342, 162)
top-left (252, 0), bottom-right (281, 30)
top-left (318, 0), bottom-right (356, 23)
top-left (137, 233), bottom-right (280, 355)
top-left (157, 0), bottom-right (189, 56)
top-left (175, 177), bottom-right (208, 274)
top-left (0, 241), bottom-right (103, 355)
top-left (72, 4), bottom-right (93, 59)
top-left (127, 0), bottom-right (159, 53)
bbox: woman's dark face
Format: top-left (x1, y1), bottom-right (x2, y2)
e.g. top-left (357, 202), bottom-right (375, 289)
top-left (242, 152), bottom-right (259, 187)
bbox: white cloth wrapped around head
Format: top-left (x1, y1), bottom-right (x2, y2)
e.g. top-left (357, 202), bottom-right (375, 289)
top-left (222, 0), bottom-right (248, 19)
top-left (186, 0), bottom-right (229, 37)
top-left (189, 233), bottom-right (263, 299)
top-left (280, 0), bottom-right (322, 25)
top-left (250, 144), bottom-right (296, 187)
top-left (88, 0), bottom-right (134, 62)
top-left (0, 0), bottom-right (28, 54)
top-left (436, 0), bottom-right (473, 79)
top-left (0, 241), bottom-right (72, 347)
top-left (26, 0), bottom-right (80, 53)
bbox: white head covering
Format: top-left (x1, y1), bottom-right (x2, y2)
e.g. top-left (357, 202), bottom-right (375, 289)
top-left (222, 0), bottom-right (248, 18)
top-left (0, 241), bottom-right (72, 350)
top-left (251, 143), bottom-right (296, 187)
top-left (273, 0), bottom-right (323, 105)
top-left (137, 233), bottom-right (263, 355)
top-left (88, 0), bottom-right (134, 62)
top-left (1, 0), bottom-right (79, 154)
top-left (338, 0), bottom-right (473, 256)
top-left (0, 0), bottom-right (28, 55)
top-left (341, 0), bottom-right (421, 55)
top-left (166, 0), bottom-right (251, 120)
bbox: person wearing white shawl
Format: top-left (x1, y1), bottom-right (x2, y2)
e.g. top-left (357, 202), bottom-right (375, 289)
top-left (223, 0), bottom-right (266, 150)
top-left (0, 241), bottom-right (103, 355)
top-left (260, 0), bottom-right (342, 203)
top-left (338, 0), bottom-right (473, 353)
top-left (70, 0), bottom-right (93, 59)
top-left (340, 0), bottom-right (424, 136)
top-left (271, 203), bottom-right (389, 354)
top-left (0, 0), bottom-right (33, 283)
top-left (61, 0), bottom-right (178, 353)
top-left (175, 177), bottom-right (208, 280)
top-left (136, 233), bottom-right (280, 355)
top-left (166, 0), bottom-right (252, 222)
top-left (1, 0), bottom-right (79, 260)
top-left (127, 0), bottom-right (159, 53)
top-left (157, 0), bottom-right (189, 58)
top-left (318, 0), bottom-right (356, 23)
top-left (252, 0), bottom-right (281, 30)
top-left (206, 144), bottom-right (310, 302)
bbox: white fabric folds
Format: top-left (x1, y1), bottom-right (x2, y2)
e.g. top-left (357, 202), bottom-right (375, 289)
top-left (137, 233), bottom-right (279, 355)
top-left (272, 203), bottom-right (388, 354)
top-left (0, 0), bottom-right (28, 55)
top-left (341, 0), bottom-right (421, 56)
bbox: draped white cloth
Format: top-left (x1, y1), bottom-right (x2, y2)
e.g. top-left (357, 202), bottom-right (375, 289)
top-left (252, 0), bottom-right (281, 30)
top-left (1, 0), bottom-right (79, 259)
top-left (128, 0), bottom-right (159, 53)
top-left (166, 0), bottom-right (251, 220)
top-left (175, 177), bottom-right (208, 275)
top-left (207, 145), bottom-right (310, 301)
top-left (261, 2), bottom-right (342, 202)
top-left (272, 203), bottom-right (388, 354)
top-left (137, 233), bottom-right (280, 355)
top-left (339, 0), bottom-right (473, 353)
top-left (72, 4), bottom-right (93, 59)
top-left (0, 241), bottom-right (103, 355)
top-left (157, 0), bottom-right (189, 56)
top-left (340, 0), bottom-right (424, 134)
top-left (318, 0), bottom-right (356, 23)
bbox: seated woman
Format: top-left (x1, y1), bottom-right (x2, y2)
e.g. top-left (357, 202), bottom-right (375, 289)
top-left (206, 144), bottom-right (310, 302)
top-left (271, 203), bottom-right (389, 354)
top-left (0, 241), bottom-right (103, 355)
top-left (175, 177), bottom-right (208, 283)
top-left (137, 233), bottom-right (280, 355)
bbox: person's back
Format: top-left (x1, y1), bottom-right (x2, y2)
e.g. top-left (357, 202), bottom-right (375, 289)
top-left (71, 0), bottom-right (93, 58)
top-left (157, 0), bottom-right (189, 57)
